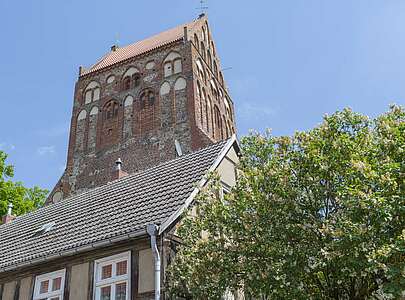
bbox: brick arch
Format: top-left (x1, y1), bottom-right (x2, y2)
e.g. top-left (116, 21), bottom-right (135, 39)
top-left (99, 99), bottom-right (120, 148)
top-left (75, 109), bottom-right (88, 152)
top-left (163, 51), bottom-right (182, 77)
top-left (121, 66), bottom-right (141, 91)
top-left (136, 88), bottom-right (157, 135)
top-left (83, 80), bottom-right (101, 104)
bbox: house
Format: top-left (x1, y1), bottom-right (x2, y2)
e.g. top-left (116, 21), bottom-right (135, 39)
top-left (0, 14), bottom-right (239, 300)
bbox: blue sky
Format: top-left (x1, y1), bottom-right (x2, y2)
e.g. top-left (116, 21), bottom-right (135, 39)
top-left (0, 0), bottom-right (404, 191)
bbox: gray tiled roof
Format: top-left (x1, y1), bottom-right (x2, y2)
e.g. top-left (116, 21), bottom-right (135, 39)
top-left (0, 140), bottom-right (228, 272)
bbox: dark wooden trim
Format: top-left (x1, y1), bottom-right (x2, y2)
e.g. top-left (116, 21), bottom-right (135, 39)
top-left (0, 283), bottom-right (3, 300)
top-left (13, 280), bottom-right (20, 300)
top-left (224, 154), bottom-right (237, 165)
top-left (131, 250), bottom-right (139, 300)
top-left (63, 266), bottom-right (72, 300)
top-left (87, 261), bottom-right (94, 300)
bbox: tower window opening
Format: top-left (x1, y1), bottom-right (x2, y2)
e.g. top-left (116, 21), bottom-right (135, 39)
top-left (194, 34), bottom-right (199, 50)
top-left (123, 77), bottom-right (131, 91)
top-left (132, 74), bottom-right (141, 87)
top-left (163, 52), bottom-right (182, 77)
top-left (104, 101), bottom-right (119, 120)
top-left (140, 90), bottom-right (155, 109)
top-left (84, 81), bottom-right (101, 104)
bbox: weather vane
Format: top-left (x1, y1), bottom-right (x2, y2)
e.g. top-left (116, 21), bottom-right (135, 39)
top-left (114, 33), bottom-right (120, 47)
top-left (197, 0), bottom-right (208, 15)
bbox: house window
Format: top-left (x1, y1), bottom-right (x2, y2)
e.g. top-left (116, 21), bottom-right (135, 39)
top-left (33, 269), bottom-right (66, 300)
top-left (94, 252), bottom-right (130, 300)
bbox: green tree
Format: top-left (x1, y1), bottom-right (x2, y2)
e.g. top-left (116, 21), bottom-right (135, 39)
top-left (0, 151), bottom-right (48, 221)
top-left (168, 106), bottom-right (405, 299)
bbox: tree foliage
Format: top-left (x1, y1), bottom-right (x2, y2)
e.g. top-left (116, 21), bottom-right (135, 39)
top-left (0, 151), bottom-right (48, 222)
top-left (167, 106), bottom-right (405, 299)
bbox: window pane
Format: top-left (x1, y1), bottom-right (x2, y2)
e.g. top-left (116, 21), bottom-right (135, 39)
top-left (52, 277), bottom-right (62, 291)
top-left (115, 282), bottom-right (127, 300)
top-left (50, 297), bottom-right (60, 300)
top-left (116, 261), bottom-right (127, 276)
top-left (101, 286), bottom-right (111, 300)
top-left (101, 264), bottom-right (112, 279)
top-left (40, 280), bottom-right (49, 293)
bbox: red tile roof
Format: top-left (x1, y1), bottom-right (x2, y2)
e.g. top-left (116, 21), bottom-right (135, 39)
top-left (80, 18), bottom-right (202, 77)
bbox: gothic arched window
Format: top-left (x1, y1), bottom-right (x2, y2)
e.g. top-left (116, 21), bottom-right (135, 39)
top-left (200, 42), bottom-right (206, 60)
top-left (123, 76), bottom-right (131, 91)
top-left (121, 67), bottom-right (141, 91)
top-left (213, 61), bottom-right (218, 78)
top-left (194, 34), bottom-right (199, 50)
top-left (103, 101), bottom-right (119, 120)
top-left (140, 90), bottom-right (155, 109)
top-left (207, 50), bottom-right (212, 69)
top-left (84, 81), bottom-right (101, 104)
top-left (163, 52), bottom-right (182, 77)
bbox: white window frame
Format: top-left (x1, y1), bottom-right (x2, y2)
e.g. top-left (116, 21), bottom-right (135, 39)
top-left (33, 269), bottom-right (66, 300)
top-left (94, 251), bottom-right (131, 300)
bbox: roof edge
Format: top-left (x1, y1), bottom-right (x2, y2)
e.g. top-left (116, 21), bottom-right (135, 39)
top-left (79, 37), bottom-right (184, 78)
top-left (0, 229), bottom-right (146, 274)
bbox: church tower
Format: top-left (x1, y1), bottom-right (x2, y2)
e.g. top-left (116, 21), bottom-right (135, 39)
top-left (48, 14), bottom-right (236, 203)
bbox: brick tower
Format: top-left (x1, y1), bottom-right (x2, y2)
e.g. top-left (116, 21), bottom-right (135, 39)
top-left (48, 14), bottom-right (236, 204)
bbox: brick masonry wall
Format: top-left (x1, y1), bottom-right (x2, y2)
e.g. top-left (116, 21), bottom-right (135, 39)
top-left (47, 17), bottom-right (237, 204)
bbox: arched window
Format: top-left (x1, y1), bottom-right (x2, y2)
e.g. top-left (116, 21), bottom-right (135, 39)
top-left (84, 81), bottom-right (101, 104)
top-left (122, 67), bottom-right (141, 91)
top-left (140, 90), bottom-right (155, 109)
top-left (132, 73), bottom-right (141, 87)
top-left (206, 96), bottom-right (211, 132)
top-left (210, 80), bottom-right (218, 100)
top-left (160, 82), bottom-right (171, 96)
top-left (106, 75), bottom-right (115, 84)
top-left (214, 105), bottom-right (222, 139)
top-left (207, 51), bottom-right (212, 69)
top-left (213, 61), bottom-right (218, 77)
top-left (77, 109), bottom-right (87, 121)
top-left (163, 52), bottom-right (182, 77)
top-left (221, 116), bottom-right (226, 139)
top-left (211, 41), bottom-right (216, 57)
top-left (201, 88), bottom-right (206, 129)
top-left (200, 42), bottom-right (206, 60)
top-left (194, 34), bottom-right (199, 50)
top-left (103, 101), bottom-right (119, 120)
top-left (123, 76), bottom-right (131, 90)
top-left (205, 22), bottom-right (210, 43)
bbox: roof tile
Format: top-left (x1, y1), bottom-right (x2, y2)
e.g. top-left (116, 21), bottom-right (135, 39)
top-left (0, 140), bottom-right (228, 272)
